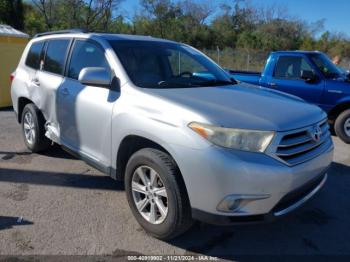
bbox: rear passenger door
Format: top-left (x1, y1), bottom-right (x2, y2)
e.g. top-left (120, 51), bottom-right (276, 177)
top-left (24, 40), bottom-right (45, 88)
top-left (35, 38), bottom-right (71, 141)
top-left (57, 39), bottom-right (119, 168)
top-left (267, 55), bottom-right (324, 105)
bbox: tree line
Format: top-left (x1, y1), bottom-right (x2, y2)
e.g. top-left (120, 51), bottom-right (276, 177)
top-left (1, 0), bottom-right (350, 64)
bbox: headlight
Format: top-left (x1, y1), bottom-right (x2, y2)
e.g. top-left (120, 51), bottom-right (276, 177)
top-left (188, 122), bottom-right (274, 152)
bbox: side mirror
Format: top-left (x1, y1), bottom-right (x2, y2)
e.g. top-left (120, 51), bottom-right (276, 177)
top-left (301, 70), bottom-right (317, 83)
top-left (78, 67), bottom-right (111, 87)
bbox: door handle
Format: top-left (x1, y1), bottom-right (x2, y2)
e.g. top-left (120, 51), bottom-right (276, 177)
top-left (61, 87), bottom-right (69, 96)
top-left (31, 77), bottom-right (40, 86)
top-left (268, 82), bottom-right (277, 87)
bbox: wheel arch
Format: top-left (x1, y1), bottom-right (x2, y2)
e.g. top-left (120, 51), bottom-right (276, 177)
top-left (328, 100), bottom-right (350, 123)
top-left (116, 135), bottom-right (178, 181)
top-left (17, 97), bottom-right (34, 123)
top-left (116, 134), bottom-right (193, 223)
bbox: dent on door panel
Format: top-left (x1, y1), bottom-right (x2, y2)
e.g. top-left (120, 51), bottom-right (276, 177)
top-left (33, 71), bottom-right (64, 143)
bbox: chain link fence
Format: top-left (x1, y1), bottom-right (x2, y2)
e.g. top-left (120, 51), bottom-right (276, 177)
top-left (202, 48), bottom-right (350, 73)
top-left (202, 48), bottom-right (270, 72)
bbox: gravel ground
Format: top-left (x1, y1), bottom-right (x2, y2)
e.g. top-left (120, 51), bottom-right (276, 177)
top-left (0, 108), bottom-right (350, 261)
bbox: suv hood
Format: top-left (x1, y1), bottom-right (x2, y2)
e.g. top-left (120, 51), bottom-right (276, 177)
top-left (144, 83), bottom-right (326, 132)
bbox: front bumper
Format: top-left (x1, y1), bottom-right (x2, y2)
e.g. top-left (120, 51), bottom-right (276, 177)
top-left (170, 140), bottom-right (333, 221)
top-left (192, 172), bottom-right (327, 225)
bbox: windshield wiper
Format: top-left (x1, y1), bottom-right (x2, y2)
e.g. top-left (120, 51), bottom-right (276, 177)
top-left (197, 79), bottom-right (236, 87)
top-left (156, 78), bottom-right (236, 88)
top-left (157, 81), bottom-right (201, 88)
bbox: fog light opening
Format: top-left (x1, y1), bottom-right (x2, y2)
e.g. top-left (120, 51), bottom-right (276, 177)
top-left (217, 197), bottom-right (242, 212)
top-left (217, 194), bottom-right (270, 213)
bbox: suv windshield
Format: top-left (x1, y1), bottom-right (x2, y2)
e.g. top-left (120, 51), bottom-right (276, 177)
top-left (308, 53), bottom-right (343, 79)
top-left (109, 40), bottom-right (233, 88)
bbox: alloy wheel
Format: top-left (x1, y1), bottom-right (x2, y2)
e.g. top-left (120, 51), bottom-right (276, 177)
top-left (23, 111), bottom-right (35, 145)
top-left (344, 118), bottom-right (350, 137)
top-left (131, 165), bottom-right (168, 224)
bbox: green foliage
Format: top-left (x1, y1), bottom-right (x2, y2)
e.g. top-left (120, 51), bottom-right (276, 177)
top-left (0, 0), bottom-right (24, 29)
top-left (15, 0), bottom-right (350, 70)
top-left (23, 3), bottom-right (45, 35)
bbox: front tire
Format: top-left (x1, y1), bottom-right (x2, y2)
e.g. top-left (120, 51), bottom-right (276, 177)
top-left (334, 109), bottom-right (350, 144)
top-left (125, 148), bottom-right (193, 240)
top-left (21, 103), bottom-right (51, 152)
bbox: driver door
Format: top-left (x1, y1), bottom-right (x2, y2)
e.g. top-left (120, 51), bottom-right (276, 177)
top-left (266, 55), bottom-right (324, 105)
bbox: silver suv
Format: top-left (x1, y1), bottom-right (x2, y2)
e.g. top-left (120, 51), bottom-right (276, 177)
top-left (11, 30), bottom-right (333, 239)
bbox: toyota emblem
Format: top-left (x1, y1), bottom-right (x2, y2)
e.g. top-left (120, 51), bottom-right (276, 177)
top-left (311, 126), bottom-right (322, 142)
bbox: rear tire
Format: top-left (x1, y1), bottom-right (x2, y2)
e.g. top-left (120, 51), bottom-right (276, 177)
top-left (334, 109), bottom-right (350, 144)
top-left (21, 103), bottom-right (51, 152)
top-left (125, 148), bottom-right (193, 240)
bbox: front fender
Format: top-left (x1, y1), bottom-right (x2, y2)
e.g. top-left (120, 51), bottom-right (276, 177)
top-left (111, 111), bottom-right (210, 169)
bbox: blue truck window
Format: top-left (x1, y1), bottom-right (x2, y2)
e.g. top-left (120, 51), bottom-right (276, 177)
top-left (274, 56), bottom-right (312, 79)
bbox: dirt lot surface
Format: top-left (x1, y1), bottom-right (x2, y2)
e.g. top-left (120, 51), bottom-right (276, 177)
top-left (1, 108), bottom-right (350, 260)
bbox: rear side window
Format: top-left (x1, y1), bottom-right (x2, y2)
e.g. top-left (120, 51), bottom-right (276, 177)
top-left (25, 41), bottom-right (44, 69)
top-left (43, 39), bottom-right (70, 75)
top-left (68, 40), bottom-right (109, 80)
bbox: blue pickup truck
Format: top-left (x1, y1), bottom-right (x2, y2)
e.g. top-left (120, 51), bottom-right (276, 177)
top-left (230, 51), bottom-right (350, 143)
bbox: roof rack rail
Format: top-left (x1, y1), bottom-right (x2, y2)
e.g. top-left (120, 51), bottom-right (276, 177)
top-left (34, 29), bottom-right (88, 38)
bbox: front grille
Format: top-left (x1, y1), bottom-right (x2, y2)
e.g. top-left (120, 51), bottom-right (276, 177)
top-left (273, 119), bottom-right (332, 166)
